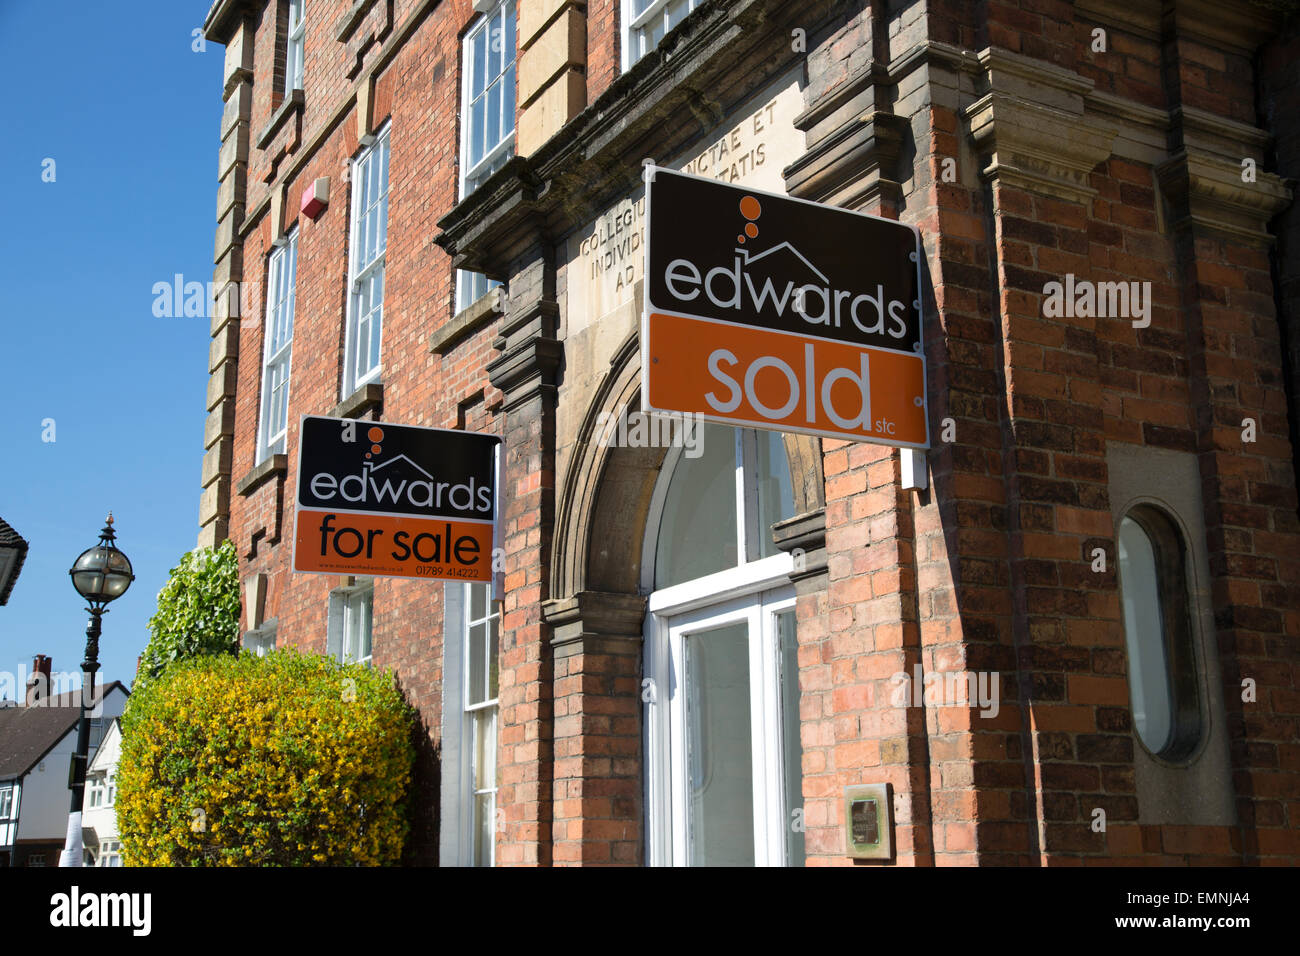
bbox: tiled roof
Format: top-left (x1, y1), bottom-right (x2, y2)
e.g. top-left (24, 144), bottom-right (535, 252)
top-left (0, 516), bottom-right (30, 606)
top-left (0, 683), bottom-right (127, 780)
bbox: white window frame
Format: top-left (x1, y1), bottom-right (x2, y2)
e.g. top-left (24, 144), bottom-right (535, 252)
top-left (243, 619), bottom-right (278, 657)
top-left (343, 126), bottom-right (391, 397)
top-left (455, 0), bottom-right (515, 312)
top-left (87, 775), bottom-right (104, 809)
top-left (455, 270), bottom-right (501, 316)
top-left (96, 840), bottom-right (122, 867)
top-left (328, 581), bottom-right (374, 668)
top-left (257, 231), bottom-right (297, 461)
top-left (286, 0), bottom-right (306, 93)
top-left (459, 0), bottom-right (516, 199)
top-left (440, 581), bottom-right (501, 866)
top-left (641, 430), bottom-right (802, 867)
top-left (0, 783), bottom-right (17, 848)
top-left (622, 0), bottom-right (702, 71)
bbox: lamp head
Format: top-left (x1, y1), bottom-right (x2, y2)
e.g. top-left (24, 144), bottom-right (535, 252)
top-left (69, 514), bottom-right (134, 607)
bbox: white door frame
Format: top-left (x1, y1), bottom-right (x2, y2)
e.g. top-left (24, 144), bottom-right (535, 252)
top-left (645, 571), bottom-right (795, 866)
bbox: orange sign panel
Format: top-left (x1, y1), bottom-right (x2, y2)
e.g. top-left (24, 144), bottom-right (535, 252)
top-left (294, 510), bottom-right (493, 581)
top-left (646, 311), bottom-right (927, 445)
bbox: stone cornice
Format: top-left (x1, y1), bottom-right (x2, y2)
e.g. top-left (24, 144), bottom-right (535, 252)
top-left (202, 0), bottom-right (256, 44)
top-left (1076, 0), bottom-right (1284, 53)
top-left (1074, 0), bottom-right (1161, 40)
top-left (976, 46), bottom-right (1095, 100)
top-left (486, 337), bottom-right (563, 411)
top-left (1173, 104), bottom-right (1272, 161)
top-left (963, 47), bottom-right (1119, 203)
top-left (1162, 0), bottom-right (1283, 56)
top-left (435, 0), bottom-right (831, 278)
top-left (966, 92), bottom-right (1118, 203)
top-left (1156, 149), bottom-right (1293, 246)
top-left (785, 63), bottom-right (909, 209)
top-left (1085, 89), bottom-right (1170, 132)
top-left (885, 40), bottom-right (983, 84)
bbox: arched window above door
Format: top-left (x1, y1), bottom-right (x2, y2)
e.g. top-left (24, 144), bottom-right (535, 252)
top-left (652, 422), bottom-right (795, 590)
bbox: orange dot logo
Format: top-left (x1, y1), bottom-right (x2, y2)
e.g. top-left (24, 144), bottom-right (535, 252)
top-left (366, 426), bottom-right (384, 460)
top-left (738, 196), bottom-right (761, 244)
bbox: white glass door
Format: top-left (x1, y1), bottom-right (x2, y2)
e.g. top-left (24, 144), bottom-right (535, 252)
top-left (662, 587), bottom-right (797, 866)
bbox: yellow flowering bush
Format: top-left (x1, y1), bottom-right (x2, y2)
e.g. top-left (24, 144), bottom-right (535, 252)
top-left (117, 649), bottom-right (415, 866)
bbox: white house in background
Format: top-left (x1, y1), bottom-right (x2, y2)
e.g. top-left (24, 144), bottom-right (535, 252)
top-left (82, 718), bottom-right (124, 866)
top-left (0, 656), bottom-right (128, 867)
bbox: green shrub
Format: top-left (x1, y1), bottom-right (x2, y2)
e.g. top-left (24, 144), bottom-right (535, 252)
top-left (117, 649), bottom-right (415, 866)
top-left (134, 540), bottom-right (241, 698)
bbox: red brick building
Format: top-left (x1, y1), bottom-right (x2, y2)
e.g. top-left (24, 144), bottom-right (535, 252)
top-left (197, 0), bottom-right (1300, 866)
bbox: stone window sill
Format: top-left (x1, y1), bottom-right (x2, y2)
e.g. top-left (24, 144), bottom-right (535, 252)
top-left (257, 90), bottom-right (305, 150)
top-left (335, 0), bottom-right (379, 42)
top-left (236, 454), bottom-right (288, 497)
top-left (330, 382), bottom-right (384, 419)
top-left (429, 287), bottom-right (504, 355)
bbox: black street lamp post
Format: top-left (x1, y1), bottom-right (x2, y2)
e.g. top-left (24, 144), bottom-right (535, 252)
top-left (59, 514), bottom-right (134, 867)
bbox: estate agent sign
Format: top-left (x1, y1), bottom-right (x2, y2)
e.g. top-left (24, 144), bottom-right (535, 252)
top-left (641, 167), bottom-right (929, 448)
top-left (293, 415), bottom-right (500, 582)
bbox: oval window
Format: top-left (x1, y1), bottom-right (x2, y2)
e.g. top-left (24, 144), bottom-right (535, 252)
top-left (1116, 507), bottom-right (1201, 760)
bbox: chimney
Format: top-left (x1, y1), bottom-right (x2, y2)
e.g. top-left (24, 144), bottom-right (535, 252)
top-left (26, 654), bottom-right (52, 706)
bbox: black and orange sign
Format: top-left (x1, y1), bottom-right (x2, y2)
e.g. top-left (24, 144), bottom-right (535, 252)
top-left (641, 167), bottom-right (929, 448)
top-left (292, 416), bottom-right (500, 582)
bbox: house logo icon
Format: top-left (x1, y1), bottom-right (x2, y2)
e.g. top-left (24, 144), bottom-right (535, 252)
top-left (733, 194), bottom-right (830, 285)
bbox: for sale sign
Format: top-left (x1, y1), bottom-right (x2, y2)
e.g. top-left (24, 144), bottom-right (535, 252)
top-left (292, 415), bottom-right (500, 582)
top-left (641, 167), bottom-right (929, 447)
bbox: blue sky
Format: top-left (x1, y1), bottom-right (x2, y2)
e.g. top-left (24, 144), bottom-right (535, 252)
top-left (0, 2), bottom-right (222, 698)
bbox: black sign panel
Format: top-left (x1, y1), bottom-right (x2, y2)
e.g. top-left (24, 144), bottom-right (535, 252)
top-left (645, 168), bottom-right (923, 355)
top-left (297, 416), bottom-right (499, 522)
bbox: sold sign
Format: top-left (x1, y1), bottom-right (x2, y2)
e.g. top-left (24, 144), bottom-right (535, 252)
top-left (641, 167), bottom-right (928, 448)
top-left (292, 416), bottom-right (500, 582)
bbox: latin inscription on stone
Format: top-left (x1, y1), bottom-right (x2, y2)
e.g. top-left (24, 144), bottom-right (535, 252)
top-left (565, 69), bottom-right (805, 332)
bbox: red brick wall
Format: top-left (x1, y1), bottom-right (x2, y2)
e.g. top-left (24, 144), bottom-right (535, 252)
top-left (586, 0), bottom-right (620, 103)
top-left (210, 0), bottom-right (1300, 867)
top-left (226, 0), bottom-right (506, 864)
